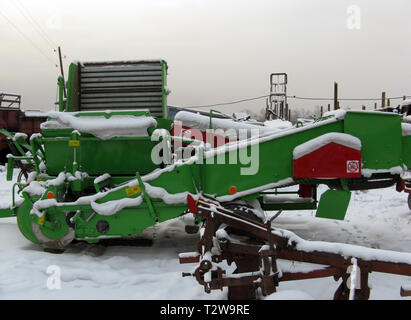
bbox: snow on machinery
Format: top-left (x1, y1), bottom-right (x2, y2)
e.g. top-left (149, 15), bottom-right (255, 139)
top-left (1, 59), bottom-right (411, 298)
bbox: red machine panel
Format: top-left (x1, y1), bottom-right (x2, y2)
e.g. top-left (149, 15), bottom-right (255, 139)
top-left (171, 124), bottom-right (230, 147)
top-left (293, 142), bottom-right (361, 178)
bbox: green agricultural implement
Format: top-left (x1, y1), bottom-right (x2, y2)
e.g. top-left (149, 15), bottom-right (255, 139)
top-left (1, 59), bottom-right (411, 249)
top-left (1, 59), bottom-right (411, 299)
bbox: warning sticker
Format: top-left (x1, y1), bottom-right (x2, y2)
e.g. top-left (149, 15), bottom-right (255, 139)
top-left (68, 140), bottom-right (80, 147)
top-left (346, 160), bottom-right (360, 174)
top-left (125, 185), bottom-right (142, 197)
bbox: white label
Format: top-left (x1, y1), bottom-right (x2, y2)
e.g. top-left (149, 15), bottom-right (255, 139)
top-left (347, 160), bottom-right (360, 173)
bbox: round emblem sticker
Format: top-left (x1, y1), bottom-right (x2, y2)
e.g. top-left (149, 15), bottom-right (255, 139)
top-left (347, 160), bottom-right (360, 173)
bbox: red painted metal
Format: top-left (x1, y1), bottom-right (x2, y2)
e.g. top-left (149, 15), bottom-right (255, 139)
top-left (293, 142), bottom-right (362, 178)
top-left (400, 287), bottom-right (411, 297)
top-left (396, 179), bottom-right (405, 192)
top-left (171, 124), bottom-right (230, 147)
top-left (298, 184), bottom-right (313, 198)
top-left (187, 194), bottom-right (197, 214)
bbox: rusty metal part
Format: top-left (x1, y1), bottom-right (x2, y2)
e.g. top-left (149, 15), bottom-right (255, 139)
top-left (184, 225), bottom-right (200, 234)
top-left (180, 199), bottom-right (411, 300)
top-left (400, 286), bottom-right (411, 297)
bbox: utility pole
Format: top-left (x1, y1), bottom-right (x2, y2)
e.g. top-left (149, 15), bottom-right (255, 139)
top-left (58, 46), bottom-right (67, 99)
top-left (334, 82), bottom-right (339, 110)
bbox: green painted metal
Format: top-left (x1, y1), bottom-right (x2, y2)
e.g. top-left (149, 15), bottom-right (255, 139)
top-left (16, 199), bottom-right (40, 245)
top-left (6, 156), bottom-right (14, 181)
top-left (39, 209), bottom-right (69, 240)
top-left (0, 208), bottom-right (14, 218)
top-left (0, 127), bottom-right (41, 181)
top-left (43, 136), bottom-right (159, 176)
top-left (65, 63), bottom-right (77, 112)
top-left (0, 128), bottom-right (13, 139)
top-left (344, 111), bottom-right (403, 170)
top-left (136, 172), bottom-right (158, 221)
top-left (41, 111), bottom-right (164, 176)
top-left (3, 60), bottom-right (411, 250)
top-left (316, 189), bottom-right (351, 220)
top-left (161, 60), bottom-right (169, 119)
top-left (58, 76), bottom-right (64, 112)
top-left (13, 110), bottom-right (411, 246)
top-left (402, 135), bottom-right (411, 170)
top-left (0, 128), bottom-right (32, 159)
top-left (200, 120), bottom-right (344, 199)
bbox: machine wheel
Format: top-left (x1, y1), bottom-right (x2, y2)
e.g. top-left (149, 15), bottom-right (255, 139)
top-left (31, 211), bottom-right (75, 251)
top-left (17, 192), bottom-right (74, 251)
top-left (408, 194), bottom-right (411, 210)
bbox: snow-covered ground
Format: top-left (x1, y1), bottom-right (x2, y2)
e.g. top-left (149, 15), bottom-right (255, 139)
top-left (0, 169), bottom-right (410, 300)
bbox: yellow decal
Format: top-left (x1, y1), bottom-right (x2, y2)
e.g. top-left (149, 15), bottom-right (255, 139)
top-left (125, 185), bottom-right (141, 197)
top-left (38, 215), bottom-right (45, 225)
top-left (68, 140), bottom-right (80, 147)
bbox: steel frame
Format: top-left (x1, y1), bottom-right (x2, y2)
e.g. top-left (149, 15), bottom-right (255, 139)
top-left (180, 199), bottom-right (411, 300)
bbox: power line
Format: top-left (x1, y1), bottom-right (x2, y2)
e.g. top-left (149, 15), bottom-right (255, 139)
top-left (12, 0), bottom-right (58, 50)
top-left (185, 95), bottom-right (269, 109)
top-left (13, 1), bottom-right (74, 63)
top-left (185, 94), bottom-right (411, 109)
top-left (0, 8), bottom-right (57, 66)
top-left (11, 0), bottom-right (74, 69)
top-left (288, 95), bottom-right (411, 101)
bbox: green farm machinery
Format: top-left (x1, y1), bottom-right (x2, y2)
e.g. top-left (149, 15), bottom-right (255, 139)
top-left (2, 59), bottom-right (411, 299)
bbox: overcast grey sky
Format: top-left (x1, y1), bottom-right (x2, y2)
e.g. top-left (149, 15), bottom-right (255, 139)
top-left (0, 0), bottom-right (410, 116)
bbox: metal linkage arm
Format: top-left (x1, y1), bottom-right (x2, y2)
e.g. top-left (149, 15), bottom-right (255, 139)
top-left (180, 199), bottom-right (411, 300)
